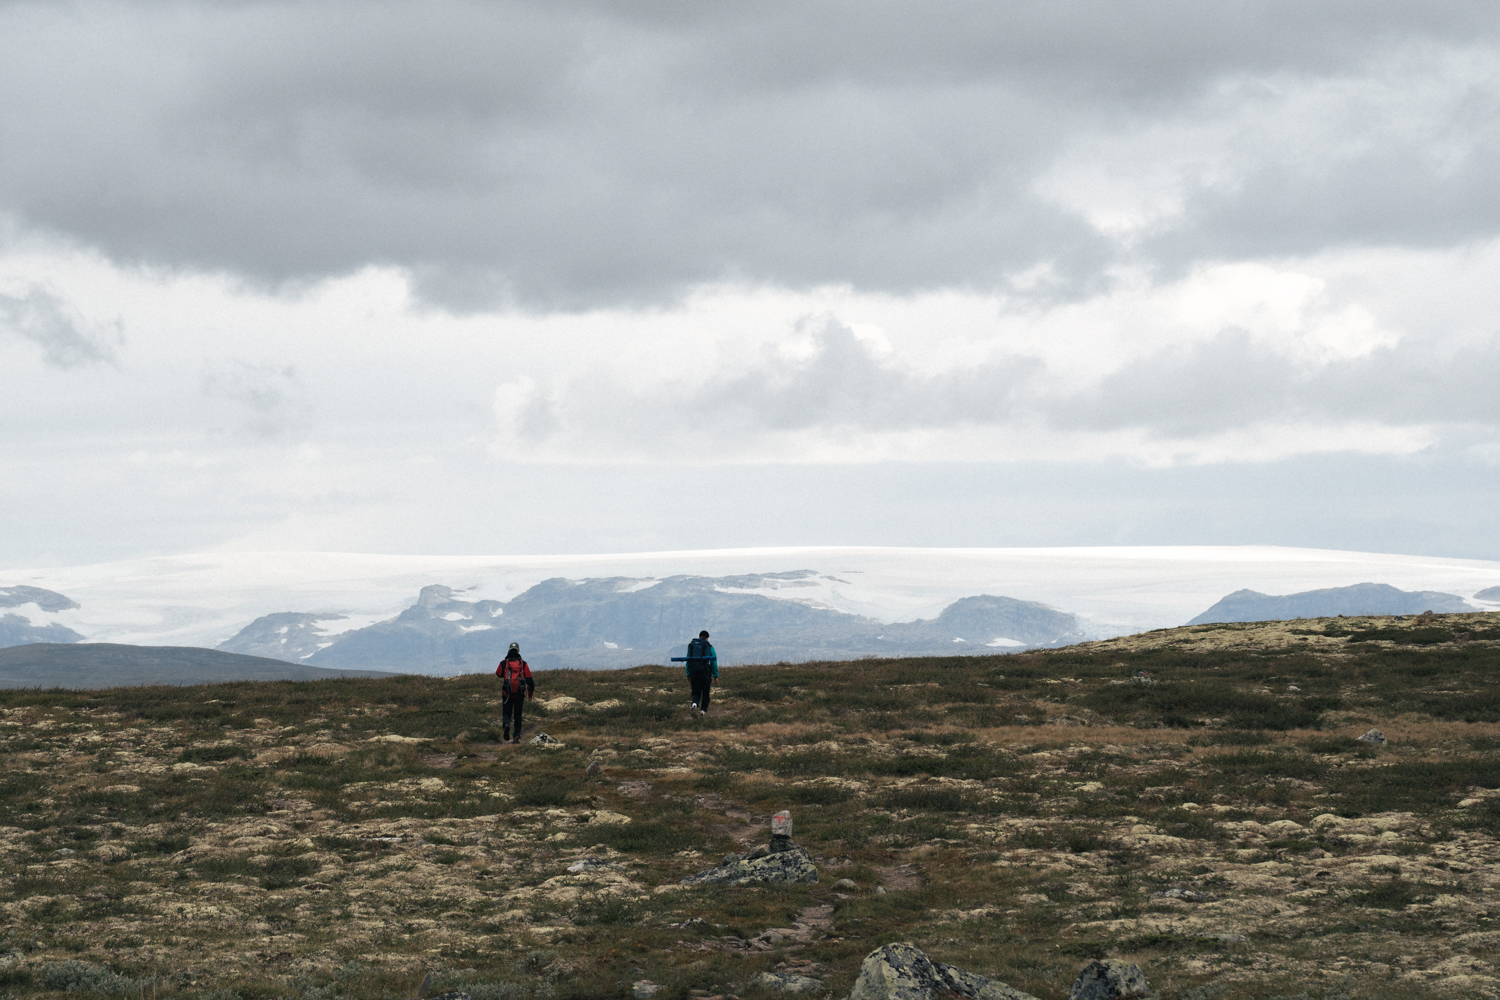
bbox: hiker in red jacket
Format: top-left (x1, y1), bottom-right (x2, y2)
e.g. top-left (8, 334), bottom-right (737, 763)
top-left (495, 642), bottom-right (535, 743)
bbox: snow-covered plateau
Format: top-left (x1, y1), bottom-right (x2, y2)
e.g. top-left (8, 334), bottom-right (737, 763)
top-left (3, 546), bottom-right (1499, 659)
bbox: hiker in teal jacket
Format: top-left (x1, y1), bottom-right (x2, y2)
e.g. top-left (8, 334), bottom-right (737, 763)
top-left (685, 630), bottom-right (718, 718)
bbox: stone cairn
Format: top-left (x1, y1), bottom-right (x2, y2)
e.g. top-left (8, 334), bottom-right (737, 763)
top-left (681, 809), bottom-right (818, 886)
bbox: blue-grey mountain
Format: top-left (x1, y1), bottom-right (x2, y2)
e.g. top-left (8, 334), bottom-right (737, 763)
top-left (211, 612), bottom-right (351, 662)
top-left (1188, 582), bottom-right (1473, 626)
top-left (1476, 586), bottom-right (1500, 602)
top-left (0, 585), bottom-right (84, 648)
top-left (219, 571), bottom-right (1088, 672)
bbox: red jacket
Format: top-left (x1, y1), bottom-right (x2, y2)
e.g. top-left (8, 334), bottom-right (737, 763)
top-left (496, 656), bottom-right (534, 699)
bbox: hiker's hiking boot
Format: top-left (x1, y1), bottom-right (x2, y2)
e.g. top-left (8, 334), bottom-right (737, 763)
top-left (691, 703), bottom-right (701, 719)
top-left (502, 728), bottom-right (510, 742)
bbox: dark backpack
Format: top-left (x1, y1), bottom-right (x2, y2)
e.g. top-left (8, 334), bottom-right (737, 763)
top-left (687, 637), bottom-right (712, 663)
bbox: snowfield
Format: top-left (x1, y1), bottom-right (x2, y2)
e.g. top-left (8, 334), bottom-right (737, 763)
top-left (3, 545), bottom-right (1499, 652)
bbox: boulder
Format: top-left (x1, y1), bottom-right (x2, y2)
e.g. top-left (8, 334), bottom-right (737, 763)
top-left (1068, 959), bottom-right (1151, 1000)
top-left (1357, 729), bottom-right (1388, 744)
top-left (681, 842), bottom-right (819, 886)
top-left (1149, 887), bottom-right (1206, 902)
top-left (846, 942), bottom-right (1038, 1000)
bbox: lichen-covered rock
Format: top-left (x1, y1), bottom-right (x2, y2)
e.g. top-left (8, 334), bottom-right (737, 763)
top-left (757, 972), bottom-right (823, 993)
top-left (681, 842), bottom-right (819, 886)
top-left (1357, 728), bottom-right (1388, 744)
top-left (1068, 959), bottom-right (1151, 1000)
top-left (1149, 887), bottom-right (1206, 902)
top-left (746, 833), bottom-right (801, 860)
top-left (846, 942), bottom-right (1038, 1000)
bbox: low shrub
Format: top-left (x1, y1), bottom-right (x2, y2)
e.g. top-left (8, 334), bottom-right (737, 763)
top-left (42, 960), bottom-right (134, 995)
top-left (178, 744), bottom-right (247, 764)
top-left (878, 785), bottom-right (974, 812)
top-left (1331, 759), bottom-right (1500, 814)
top-left (781, 784), bottom-right (853, 805)
top-left (580, 820), bottom-right (707, 854)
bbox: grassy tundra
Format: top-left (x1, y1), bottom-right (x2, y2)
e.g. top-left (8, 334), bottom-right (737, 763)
top-left (3, 612), bottom-right (1500, 1000)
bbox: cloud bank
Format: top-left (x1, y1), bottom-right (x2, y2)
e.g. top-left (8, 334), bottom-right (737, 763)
top-left (3, 2), bottom-right (1500, 564)
top-left (2, 2), bottom-right (1499, 308)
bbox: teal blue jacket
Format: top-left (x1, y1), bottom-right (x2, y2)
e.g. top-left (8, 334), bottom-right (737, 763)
top-left (685, 641), bottom-right (718, 678)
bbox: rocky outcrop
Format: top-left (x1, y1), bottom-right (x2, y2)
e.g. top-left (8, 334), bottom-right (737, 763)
top-left (1068, 959), bottom-right (1151, 1000)
top-left (845, 942), bottom-right (1039, 1000)
top-left (681, 840), bottom-right (818, 886)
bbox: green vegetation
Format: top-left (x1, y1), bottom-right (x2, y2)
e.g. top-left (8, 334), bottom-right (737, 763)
top-left (0, 614), bottom-right (1496, 999)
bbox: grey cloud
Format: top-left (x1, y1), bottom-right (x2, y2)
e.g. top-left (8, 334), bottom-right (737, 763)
top-left (685, 318), bottom-right (1042, 433)
top-left (1061, 330), bottom-right (1303, 436)
top-left (514, 393), bottom-right (560, 444)
top-left (3, 2), bottom-right (1498, 308)
top-left (1149, 103), bottom-right (1500, 266)
top-left (544, 317), bottom-right (1500, 447)
top-left (0, 286), bottom-right (119, 368)
top-left (201, 361), bottom-right (311, 439)
top-left (1057, 329), bottom-right (1500, 436)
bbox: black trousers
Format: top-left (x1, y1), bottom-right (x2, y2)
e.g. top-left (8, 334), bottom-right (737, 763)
top-left (689, 668), bottom-right (714, 712)
top-left (502, 696), bottom-right (525, 736)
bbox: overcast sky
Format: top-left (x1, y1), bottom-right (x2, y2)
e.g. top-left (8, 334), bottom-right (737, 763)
top-left (4, 1), bottom-right (1500, 566)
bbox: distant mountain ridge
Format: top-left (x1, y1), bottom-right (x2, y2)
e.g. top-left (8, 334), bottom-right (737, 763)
top-left (0, 585), bottom-right (85, 648)
top-left (0, 643), bottom-right (397, 689)
top-left (1188, 582), bottom-right (1474, 625)
top-left (219, 570), bottom-right (1090, 672)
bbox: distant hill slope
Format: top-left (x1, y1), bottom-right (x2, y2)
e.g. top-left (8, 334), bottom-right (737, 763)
top-left (0, 585), bottom-right (85, 648)
top-left (220, 571), bottom-right (1089, 672)
top-left (0, 643), bottom-right (400, 689)
top-left (1476, 586), bottom-right (1500, 602)
top-left (1188, 582), bottom-right (1473, 625)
